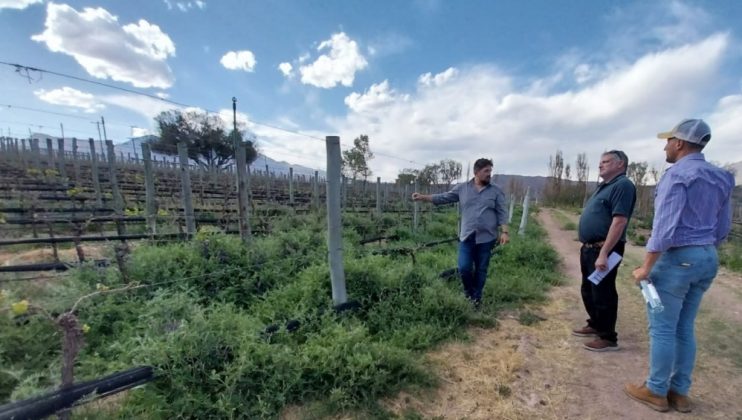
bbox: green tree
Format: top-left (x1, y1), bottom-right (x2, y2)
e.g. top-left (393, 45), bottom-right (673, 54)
top-left (416, 163), bottom-right (440, 187)
top-left (396, 169), bottom-right (417, 186)
top-left (151, 109), bottom-right (257, 170)
top-left (342, 134), bottom-right (374, 183)
top-left (438, 159), bottom-right (462, 187)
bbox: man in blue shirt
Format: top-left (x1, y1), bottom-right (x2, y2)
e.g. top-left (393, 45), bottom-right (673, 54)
top-left (625, 119), bottom-right (735, 413)
top-left (412, 158), bottom-right (510, 307)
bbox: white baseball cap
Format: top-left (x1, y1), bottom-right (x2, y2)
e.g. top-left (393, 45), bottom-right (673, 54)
top-left (657, 118), bottom-right (711, 146)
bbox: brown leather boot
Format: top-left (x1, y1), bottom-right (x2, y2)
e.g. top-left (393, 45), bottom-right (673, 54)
top-left (571, 324), bottom-right (598, 337)
top-left (623, 382), bottom-right (669, 412)
top-left (668, 390), bottom-right (692, 413)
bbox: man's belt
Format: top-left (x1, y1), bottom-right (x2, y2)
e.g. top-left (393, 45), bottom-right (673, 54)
top-left (582, 241), bottom-right (605, 249)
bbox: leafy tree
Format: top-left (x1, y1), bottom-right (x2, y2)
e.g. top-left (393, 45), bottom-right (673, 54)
top-left (416, 163), bottom-right (440, 186)
top-left (544, 149), bottom-right (565, 205)
top-left (396, 169), bottom-right (417, 186)
top-left (438, 159), bottom-right (462, 187)
top-left (151, 109), bottom-right (257, 170)
top-left (342, 134), bottom-right (374, 183)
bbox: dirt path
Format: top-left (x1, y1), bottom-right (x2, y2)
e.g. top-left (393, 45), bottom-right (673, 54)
top-left (385, 208), bottom-right (742, 419)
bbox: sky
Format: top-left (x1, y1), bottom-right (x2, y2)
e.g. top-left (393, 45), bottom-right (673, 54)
top-left (1, 0), bottom-right (741, 182)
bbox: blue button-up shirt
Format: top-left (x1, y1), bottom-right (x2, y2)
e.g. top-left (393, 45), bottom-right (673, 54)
top-left (431, 179), bottom-right (508, 243)
top-left (647, 153), bottom-right (735, 253)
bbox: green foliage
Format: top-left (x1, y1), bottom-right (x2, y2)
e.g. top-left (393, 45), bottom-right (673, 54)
top-left (342, 134), bottom-right (373, 182)
top-left (1, 205), bottom-right (559, 418)
top-left (719, 241), bottom-right (742, 272)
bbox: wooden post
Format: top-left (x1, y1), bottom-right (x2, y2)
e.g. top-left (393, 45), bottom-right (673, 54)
top-left (47, 223), bottom-right (60, 263)
top-left (177, 141), bottom-right (196, 235)
top-left (142, 143), bottom-right (157, 235)
top-left (341, 175), bottom-right (347, 209)
top-left (234, 141), bottom-right (251, 242)
top-left (265, 163), bottom-right (272, 202)
top-left (376, 176), bottom-right (382, 215)
top-left (518, 187), bottom-right (530, 236)
top-left (289, 167), bottom-right (294, 205)
top-left (413, 178), bottom-right (420, 232)
top-left (31, 138), bottom-right (41, 169)
top-left (45, 138), bottom-right (54, 170)
top-left (71, 138), bottom-right (81, 186)
top-left (56, 138), bottom-right (68, 183)
top-left (313, 170), bottom-right (320, 211)
top-left (508, 194), bottom-right (515, 224)
top-left (88, 138), bottom-right (103, 207)
top-left (325, 136), bottom-right (347, 305)
top-left (19, 139), bottom-right (27, 166)
top-left (106, 140), bottom-right (126, 235)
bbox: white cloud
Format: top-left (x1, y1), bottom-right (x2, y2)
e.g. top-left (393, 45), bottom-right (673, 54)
top-left (573, 64), bottom-right (593, 85)
top-left (0, 0), bottom-right (42, 10)
top-left (220, 50), bottom-right (256, 72)
top-left (324, 34), bottom-right (731, 180)
top-left (99, 93), bottom-right (175, 120)
top-left (155, 92), bottom-right (170, 99)
top-left (418, 67), bottom-right (459, 87)
top-left (32, 3), bottom-right (176, 89)
top-left (214, 108), bottom-right (326, 169)
top-left (299, 32), bottom-right (368, 88)
top-left (344, 80), bottom-right (408, 113)
top-left (163, 0), bottom-right (205, 12)
top-left (367, 32), bottom-right (414, 57)
top-left (706, 93), bottom-right (742, 165)
top-left (131, 127), bottom-right (152, 137)
top-left (278, 62), bottom-right (293, 77)
top-left (34, 86), bottom-right (105, 113)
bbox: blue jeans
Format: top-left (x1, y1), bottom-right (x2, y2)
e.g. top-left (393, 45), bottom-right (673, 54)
top-left (646, 245), bottom-right (718, 397)
top-left (458, 234), bottom-right (496, 302)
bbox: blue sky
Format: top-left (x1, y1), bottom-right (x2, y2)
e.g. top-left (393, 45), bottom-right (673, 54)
top-left (1, 0), bottom-right (741, 181)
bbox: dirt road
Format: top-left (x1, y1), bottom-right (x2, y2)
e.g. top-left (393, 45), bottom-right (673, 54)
top-left (387, 208), bottom-right (742, 419)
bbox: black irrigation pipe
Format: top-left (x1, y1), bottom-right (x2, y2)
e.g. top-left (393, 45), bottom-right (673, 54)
top-left (0, 366), bottom-right (154, 420)
top-left (0, 260), bottom-right (109, 275)
top-left (358, 234), bottom-right (400, 245)
top-left (262, 300), bottom-right (362, 337)
top-left (370, 237), bottom-right (459, 264)
top-left (0, 207), bottom-right (115, 214)
top-left (0, 232), bottom-right (189, 246)
top-left (0, 262), bottom-right (72, 273)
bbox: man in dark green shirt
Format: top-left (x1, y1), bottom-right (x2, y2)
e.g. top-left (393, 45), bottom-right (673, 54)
top-left (573, 150), bottom-right (636, 352)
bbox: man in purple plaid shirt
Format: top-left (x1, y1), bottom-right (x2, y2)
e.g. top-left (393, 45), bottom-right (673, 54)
top-left (624, 119), bottom-right (735, 413)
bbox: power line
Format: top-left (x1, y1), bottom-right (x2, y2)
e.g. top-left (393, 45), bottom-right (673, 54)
top-left (1, 61), bottom-right (326, 142)
top-left (2, 62), bottom-right (428, 168)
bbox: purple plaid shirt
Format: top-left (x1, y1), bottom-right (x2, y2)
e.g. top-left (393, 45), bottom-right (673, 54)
top-left (646, 153), bottom-right (735, 253)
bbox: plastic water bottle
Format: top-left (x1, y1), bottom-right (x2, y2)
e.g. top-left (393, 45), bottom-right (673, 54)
top-left (639, 280), bottom-right (664, 313)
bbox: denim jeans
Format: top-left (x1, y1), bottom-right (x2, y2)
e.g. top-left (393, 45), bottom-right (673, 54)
top-left (646, 245), bottom-right (718, 397)
top-left (458, 234), bottom-right (496, 302)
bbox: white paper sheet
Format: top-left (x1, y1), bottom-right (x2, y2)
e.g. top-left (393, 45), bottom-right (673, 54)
top-left (587, 252), bottom-right (623, 285)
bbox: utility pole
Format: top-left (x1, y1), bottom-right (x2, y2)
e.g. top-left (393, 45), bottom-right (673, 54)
top-left (100, 117), bottom-right (108, 141)
top-left (60, 123), bottom-right (64, 141)
top-left (94, 121), bottom-right (104, 161)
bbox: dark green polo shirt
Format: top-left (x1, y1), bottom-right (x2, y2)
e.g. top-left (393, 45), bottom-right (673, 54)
top-left (578, 174), bottom-right (636, 244)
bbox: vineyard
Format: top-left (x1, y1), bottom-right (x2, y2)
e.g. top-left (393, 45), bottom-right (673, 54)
top-left (0, 136), bottom-right (559, 418)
